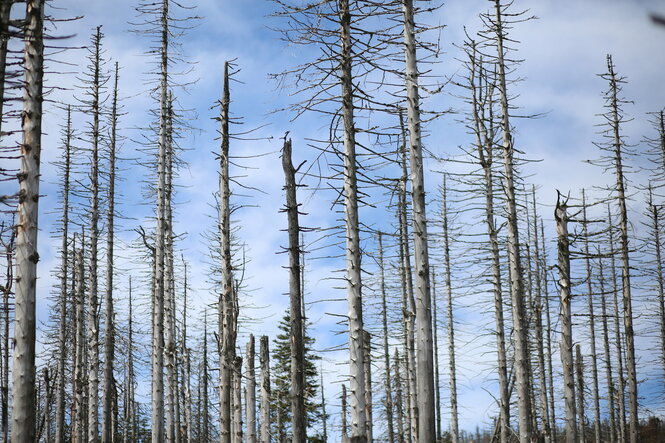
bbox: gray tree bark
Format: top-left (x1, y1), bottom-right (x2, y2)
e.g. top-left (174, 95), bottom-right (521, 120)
top-left (74, 244), bottom-right (86, 443)
top-left (401, 1), bottom-right (435, 439)
top-left (377, 233), bottom-right (395, 443)
top-left (11, 0), bottom-right (44, 440)
top-left (259, 335), bottom-right (270, 443)
top-left (556, 193), bottom-right (577, 443)
top-left (598, 255), bottom-right (617, 443)
top-left (394, 350), bottom-right (405, 443)
top-left (576, 345), bottom-right (587, 443)
top-left (245, 335), bottom-right (257, 443)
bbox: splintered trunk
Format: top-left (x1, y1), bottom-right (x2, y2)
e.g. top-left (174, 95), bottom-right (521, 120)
top-left (102, 63), bottom-right (120, 443)
top-left (581, 191), bottom-right (601, 443)
top-left (598, 255), bottom-right (617, 443)
top-left (576, 345), bottom-right (587, 443)
top-left (377, 233), bottom-right (395, 443)
top-left (441, 177), bottom-right (459, 443)
top-left (245, 336), bottom-right (257, 443)
top-left (401, 1), bottom-right (435, 439)
top-left (259, 336), bottom-right (270, 443)
top-left (219, 61), bottom-right (237, 443)
top-left (11, 1), bottom-right (44, 440)
top-left (556, 194), bottom-right (577, 443)
top-left (56, 107), bottom-right (73, 443)
top-left (281, 138), bottom-right (306, 442)
top-left (468, 42), bottom-right (510, 443)
top-left (605, 55), bottom-right (638, 443)
top-left (493, 1), bottom-right (533, 440)
top-left (394, 350), bottom-right (405, 443)
top-left (338, 1), bottom-right (367, 440)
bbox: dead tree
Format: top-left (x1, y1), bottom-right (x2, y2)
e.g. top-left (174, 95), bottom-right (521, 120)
top-left (281, 137), bottom-right (306, 442)
top-left (245, 335), bottom-right (257, 443)
top-left (576, 345), bottom-right (587, 443)
top-left (377, 232), bottom-right (395, 443)
top-left (556, 192), bottom-right (577, 443)
top-left (11, 0), bottom-right (44, 440)
top-left (259, 335), bottom-right (270, 443)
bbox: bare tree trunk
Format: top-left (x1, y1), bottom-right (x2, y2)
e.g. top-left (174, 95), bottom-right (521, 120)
top-left (232, 357), bottom-right (243, 443)
top-left (557, 193), bottom-right (577, 443)
top-left (219, 61), bottom-right (238, 443)
top-left (394, 350), bottom-right (405, 443)
top-left (0, 0), bottom-right (15, 143)
top-left (576, 345), bottom-right (587, 443)
top-left (245, 335), bottom-right (257, 443)
top-left (281, 137), bottom-right (306, 442)
top-left (55, 107), bottom-right (73, 443)
top-left (431, 273), bottom-right (441, 443)
top-left (123, 278), bottom-right (137, 443)
top-left (397, 133), bottom-right (416, 443)
top-left (441, 176), bottom-right (459, 443)
top-left (377, 233), bottom-right (395, 443)
top-left (540, 219), bottom-right (557, 443)
top-left (102, 63), bottom-right (120, 443)
top-left (11, 1), bottom-right (44, 440)
top-left (202, 315), bottom-right (210, 443)
top-left (581, 191), bottom-right (601, 443)
top-left (401, 1), bottom-right (435, 439)
top-left (604, 55), bottom-right (638, 443)
top-left (151, 2), bottom-right (171, 439)
top-left (531, 190), bottom-right (551, 443)
top-left (467, 42), bottom-right (510, 442)
top-left (259, 336), bottom-right (270, 443)
top-left (493, 2), bottom-right (533, 440)
top-left (648, 188), bottom-right (665, 408)
top-left (338, 2), bottom-right (367, 440)
top-left (321, 370), bottom-right (328, 443)
top-left (341, 384), bottom-right (348, 441)
top-left (74, 245), bottom-right (86, 443)
top-left (608, 207), bottom-right (627, 443)
top-left (363, 330), bottom-right (373, 443)
top-left (598, 253), bottom-right (617, 443)
top-left (1, 221), bottom-right (14, 443)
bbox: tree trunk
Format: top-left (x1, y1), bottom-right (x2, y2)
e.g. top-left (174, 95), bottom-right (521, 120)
top-left (232, 357), bottom-right (243, 443)
top-left (74, 244), bottom-right (86, 443)
top-left (377, 233), bottom-right (395, 443)
top-left (441, 176), bottom-right (459, 443)
top-left (576, 345), bottom-right (587, 443)
top-left (394, 350), bottom-right (405, 443)
top-left (338, 1), bottom-right (367, 440)
top-left (55, 106), bottom-right (73, 443)
top-left (363, 330), bottom-right (372, 443)
top-left (401, 1), bottom-right (435, 439)
top-left (259, 335), bottom-right (270, 443)
top-left (581, 191), bottom-right (601, 443)
top-left (102, 63), bottom-right (120, 443)
top-left (281, 137), bottom-right (307, 442)
top-left (493, 2), bottom-right (533, 440)
top-left (11, 1), bottom-right (44, 440)
top-left (540, 219), bottom-right (557, 443)
top-left (246, 335), bottom-right (257, 443)
top-left (556, 193), bottom-right (577, 443)
top-left (431, 273), bottom-right (441, 443)
top-left (598, 253), bottom-right (617, 443)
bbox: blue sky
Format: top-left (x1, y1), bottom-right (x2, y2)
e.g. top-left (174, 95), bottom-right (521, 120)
top-left (2, 0), bottom-right (665, 438)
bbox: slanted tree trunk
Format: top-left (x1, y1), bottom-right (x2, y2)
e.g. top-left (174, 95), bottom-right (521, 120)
top-left (102, 63), bottom-right (120, 443)
top-left (246, 335), bottom-right (257, 443)
top-left (401, 1), bottom-right (435, 439)
top-left (338, 2), bottom-right (367, 440)
top-left (11, 1), bottom-right (44, 440)
top-left (556, 193), bottom-right (577, 443)
top-left (576, 345), bottom-right (587, 443)
top-left (377, 233), bottom-right (395, 443)
top-left (259, 335), bottom-right (270, 443)
top-left (493, 2), bottom-right (533, 440)
top-left (281, 137), bottom-right (306, 442)
top-left (55, 106), bottom-right (73, 443)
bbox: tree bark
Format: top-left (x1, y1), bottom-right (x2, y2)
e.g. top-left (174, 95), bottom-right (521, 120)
top-left (246, 335), bottom-right (257, 443)
top-left (394, 350), bottom-right (405, 443)
top-left (576, 345), bottom-right (587, 443)
top-left (598, 253), bottom-right (617, 443)
top-left (74, 244), bottom-right (86, 443)
top-left (259, 335), bottom-right (270, 443)
top-left (11, 0), bottom-right (44, 440)
top-left (377, 233), bottom-right (395, 443)
top-left (557, 193), bottom-right (577, 443)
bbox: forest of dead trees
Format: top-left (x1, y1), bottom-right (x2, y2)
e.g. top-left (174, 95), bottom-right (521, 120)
top-left (0, 0), bottom-right (664, 442)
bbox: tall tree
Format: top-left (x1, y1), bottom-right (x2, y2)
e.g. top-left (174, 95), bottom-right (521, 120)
top-left (11, 0), bottom-right (44, 440)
